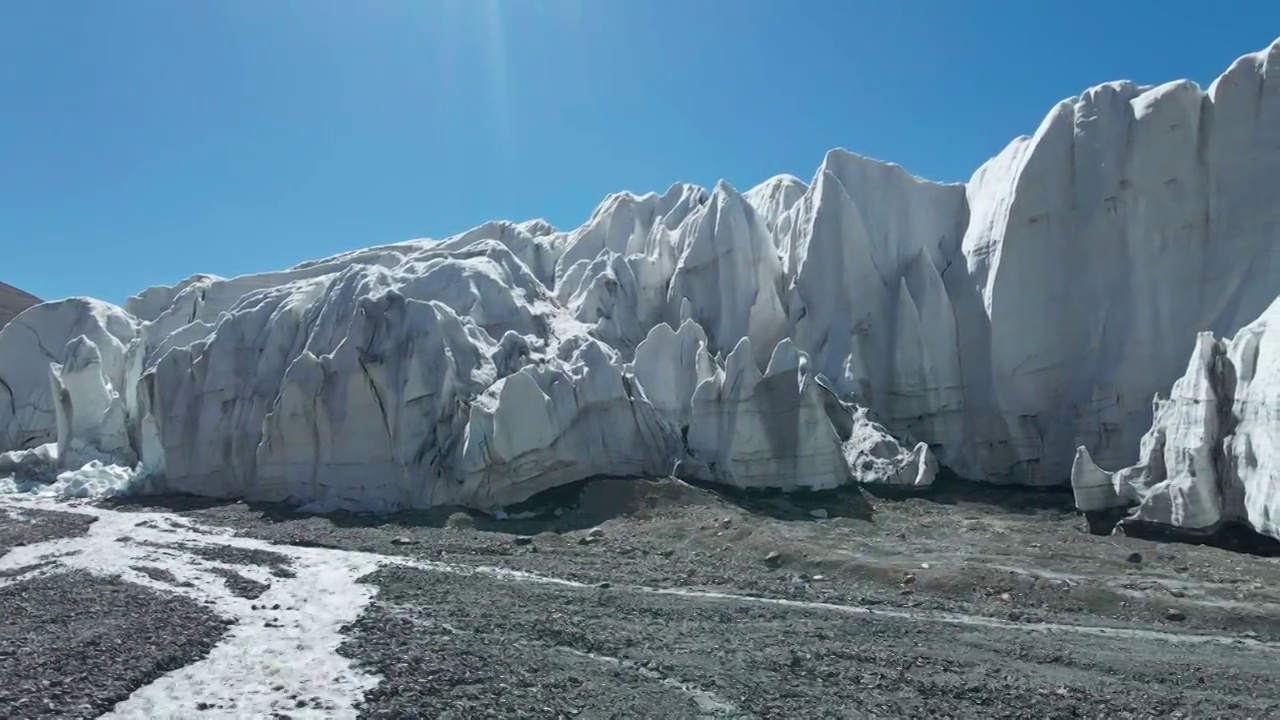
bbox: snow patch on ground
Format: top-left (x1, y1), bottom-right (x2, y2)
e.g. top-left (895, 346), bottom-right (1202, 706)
top-left (0, 498), bottom-right (382, 719)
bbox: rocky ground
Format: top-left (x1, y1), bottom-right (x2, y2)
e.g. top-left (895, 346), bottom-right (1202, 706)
top-left (0, 506), bottom-right (96, 555)
top-left (0, 509), bottom-right (232, 720)
top-left (3, 477), bottom-right (1280, 717)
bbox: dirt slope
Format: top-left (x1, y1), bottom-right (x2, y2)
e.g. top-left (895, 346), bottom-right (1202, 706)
top-left (0, 281), bottom-right (39, 328)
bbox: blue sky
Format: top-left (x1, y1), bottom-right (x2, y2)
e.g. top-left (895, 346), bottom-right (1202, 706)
top-left (3, 1), bottom-right (1277, 304)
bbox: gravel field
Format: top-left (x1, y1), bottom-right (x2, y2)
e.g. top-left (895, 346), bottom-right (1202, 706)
top-left (341, 564), bottom-right (1278, 718)
top-left (137, 476), bottom-right (1280, 642)
top-left (2, 476), bottom-right (1280, 717)
top-left (0, 571), bottom-right (230, 720)
top-left (0, 506), bottom-right (96, 556)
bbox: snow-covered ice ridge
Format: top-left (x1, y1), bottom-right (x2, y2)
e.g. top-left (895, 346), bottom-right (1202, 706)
top-left (1, 41), bottom-right (1277, 536)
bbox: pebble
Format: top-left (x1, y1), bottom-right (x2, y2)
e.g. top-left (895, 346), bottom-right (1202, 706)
top-left (764, 551), bottom-right (784, 568)
top-left (1164, 608), bottom-right (1187, 622)
top-left (1126, 552), bottom-right (1143, 564)
top-left (513, 536), bottom-right (533, 546)
top-left (809, 508), bottom-right (829, 519)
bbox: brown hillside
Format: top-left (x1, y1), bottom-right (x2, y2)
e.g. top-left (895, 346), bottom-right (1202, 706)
top-left (0, 281), bottom-right (40, 328)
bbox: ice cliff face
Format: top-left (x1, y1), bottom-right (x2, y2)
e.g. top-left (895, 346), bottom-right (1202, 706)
top-left (1, 41), bottom-right (1278, 525)
top-left (1072, 296), bottom-right (1280, 538)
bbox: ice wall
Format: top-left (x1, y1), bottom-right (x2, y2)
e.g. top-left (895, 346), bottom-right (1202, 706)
top-left (1072, 296), bottom-right (1280, 539)
top-left (0, 40), bottom-right (1277, 521)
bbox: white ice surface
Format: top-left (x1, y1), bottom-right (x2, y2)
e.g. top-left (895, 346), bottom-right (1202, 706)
top-left (0, 40), bottom-right (1277, 524)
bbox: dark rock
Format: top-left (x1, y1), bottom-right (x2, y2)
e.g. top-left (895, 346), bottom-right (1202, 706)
top-left (208, 567), bottom-right (269, 600)
top-left (445, 513), bottom-right (475, 530)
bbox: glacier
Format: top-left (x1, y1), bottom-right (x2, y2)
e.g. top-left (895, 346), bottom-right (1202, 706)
top-left (0, 40), bottom-right (1277, 536)
top-left (1072, 296), bottom-right (1280, 539)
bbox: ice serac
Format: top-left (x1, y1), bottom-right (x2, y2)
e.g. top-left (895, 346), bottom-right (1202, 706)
top-left (458, 338), bottom-right (679, 509)
top-left (743, 174), bottom-right (808, 237)
top-left (1072, 296), bottom-right (1280, 539)
top-left (1, 40), bottom-right (1278, 516)
top-left (136, 242), bottom-right (560, 508)
top-left (0, 299), bottom-right (140, 452)
top-left (666, 182), bottom-right (789, 366)
top-left (784, 150), bottom-right (969, 472)
top-left (630, 320), bottom-right (716, 429)
top-left (50, 334), bottom-right (135, 470)
top-left (252, 294), bottom-right (490, 511)
top-left (956, 40), bottom-right (1280, 485)
top-left (680, 338), bottom-right (850, 490)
